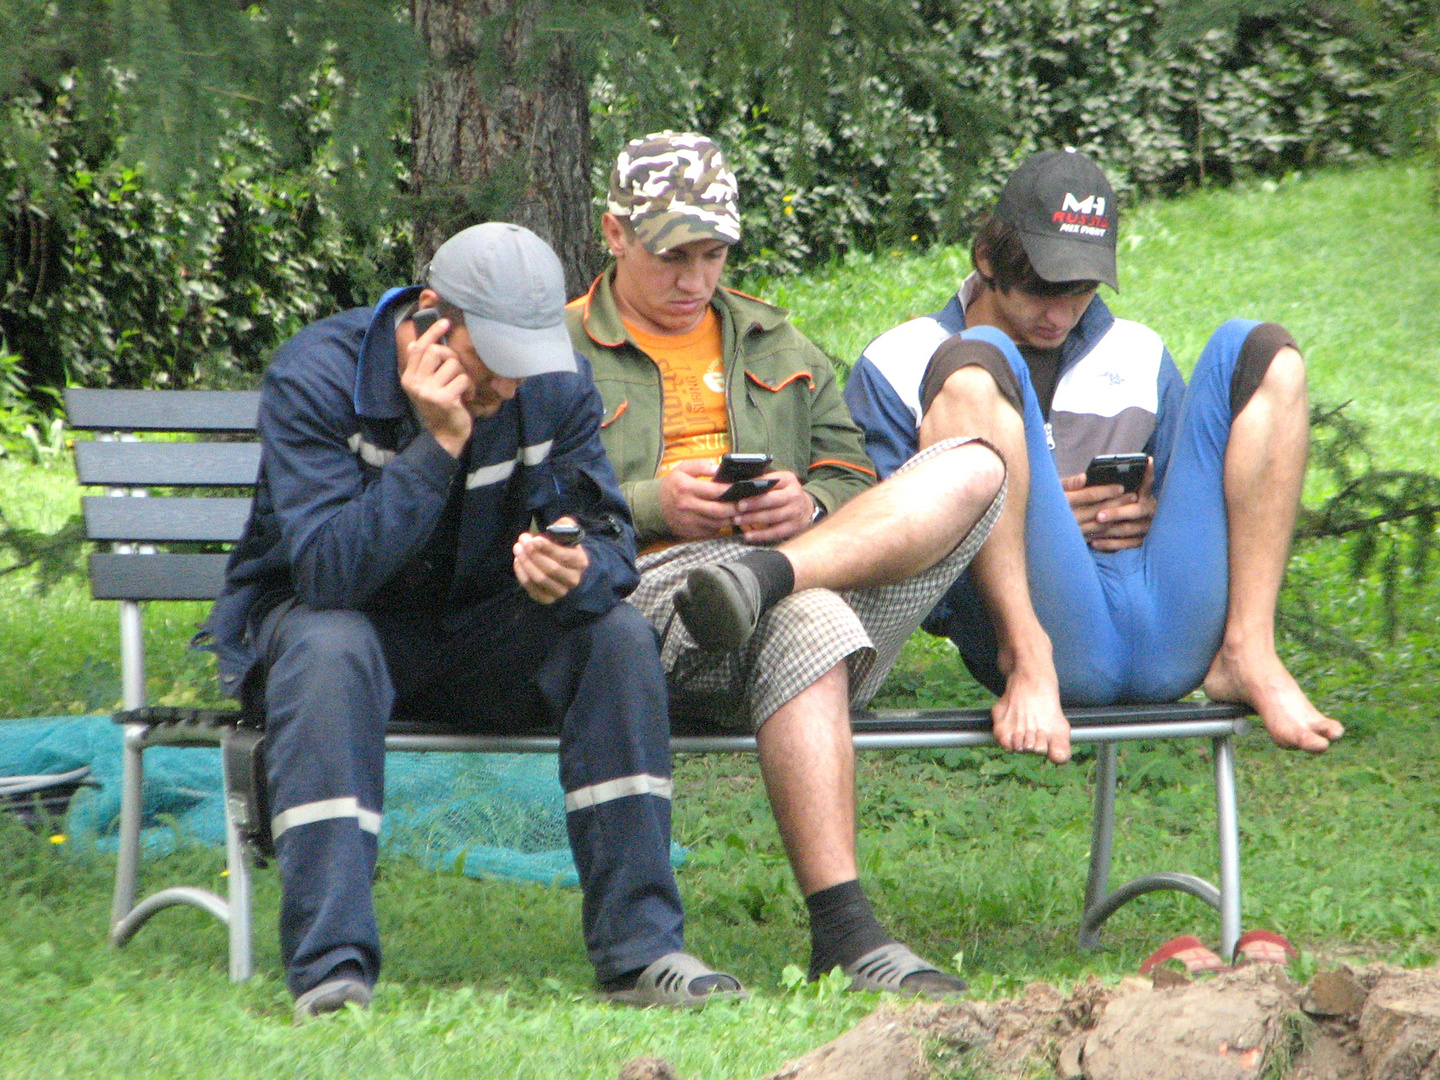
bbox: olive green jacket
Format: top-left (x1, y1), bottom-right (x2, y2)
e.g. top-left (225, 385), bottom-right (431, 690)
top-left (565, 271), bottom-right (877, 544)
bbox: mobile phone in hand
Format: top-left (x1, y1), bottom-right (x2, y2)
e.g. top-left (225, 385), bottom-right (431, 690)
top-left (713, 452), bottom-right (772, 484)
top-left (718, 475), bottom-right (780, 503)
top-left (543, 521), bottom-right (586, 546)
top-left (1085, 453), bottom-right (1148, 493)
top-left (412, 307), bottom-right (447, 342)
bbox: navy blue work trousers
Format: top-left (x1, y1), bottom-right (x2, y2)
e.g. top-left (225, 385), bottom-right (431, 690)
top-left (254, 590), bottom-right (683, 997)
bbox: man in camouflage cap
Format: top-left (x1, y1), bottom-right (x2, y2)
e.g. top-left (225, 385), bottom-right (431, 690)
top-left (567, 130), bottom-right (1008, 995)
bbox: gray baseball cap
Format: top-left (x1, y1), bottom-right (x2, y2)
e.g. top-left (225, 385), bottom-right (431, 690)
top-left (424, 222), bottom-right (578, 380)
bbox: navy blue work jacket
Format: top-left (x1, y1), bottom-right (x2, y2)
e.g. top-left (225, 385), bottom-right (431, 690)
top-left (202, 288), bottom-right (641, 698)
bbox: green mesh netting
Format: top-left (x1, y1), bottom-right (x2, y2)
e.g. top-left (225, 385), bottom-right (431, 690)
top-left (0, 716), bottom-right (684, 885)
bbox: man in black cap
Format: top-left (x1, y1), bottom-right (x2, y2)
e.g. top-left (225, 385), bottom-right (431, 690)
top-left (846, 148), bottom-right (1344, 763)
top-left (206, 222), bottom-right (741, 1019)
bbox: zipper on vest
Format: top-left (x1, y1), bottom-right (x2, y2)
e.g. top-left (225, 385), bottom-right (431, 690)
top-left (1044, 421), bottom-right (1055, 450)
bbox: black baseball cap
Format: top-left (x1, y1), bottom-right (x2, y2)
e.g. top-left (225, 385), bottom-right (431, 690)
top-left (994, 149), bottom-right (1119, 291)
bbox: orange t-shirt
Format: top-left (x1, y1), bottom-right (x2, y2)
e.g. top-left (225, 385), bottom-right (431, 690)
top-left (625, 309), bottom-right (731, 478)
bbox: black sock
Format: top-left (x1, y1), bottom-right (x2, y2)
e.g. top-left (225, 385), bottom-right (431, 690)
top-left (735, 549), bottom-right (795, 610)
top-left (805, 879), bottom-right (893, 981)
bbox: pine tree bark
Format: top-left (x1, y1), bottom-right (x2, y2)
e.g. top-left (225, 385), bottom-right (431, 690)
top-left (411, 0), bottom-right (599, 296)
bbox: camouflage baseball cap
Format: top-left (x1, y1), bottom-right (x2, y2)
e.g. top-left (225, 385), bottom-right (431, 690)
top-left (607, 131), bottom-right (742, 253)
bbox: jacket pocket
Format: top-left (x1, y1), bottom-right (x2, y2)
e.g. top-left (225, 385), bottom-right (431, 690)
top-left (742, 369), bottom-right (813, 475)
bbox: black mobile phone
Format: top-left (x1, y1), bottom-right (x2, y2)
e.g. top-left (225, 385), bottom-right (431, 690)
top-left (712, 452), bottom-right (773, 484)
top-left (412, 307), bottom-right (447, 341)
top-left (718, 475), bottom-right (780, 503)
top-left (1085, 453), bottom-right (1148, 493)
top-left (543, 521), bottom-right (586, 546)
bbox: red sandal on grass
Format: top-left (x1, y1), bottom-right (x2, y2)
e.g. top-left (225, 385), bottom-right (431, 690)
top-left (1233, 929), bottom-right (1297, 966)
top-left (1139, 930), bottom-right (1297, 980)
top-left (1139, 935), bottom-right (1229, 976)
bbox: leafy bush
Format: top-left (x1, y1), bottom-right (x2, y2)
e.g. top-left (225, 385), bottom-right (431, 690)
top-left (0, 67), bottom-right (410, 397)
top-left (595, 0), bottom-right (1416, 275)
top-left (0, 0), bottom-right (1427, 393)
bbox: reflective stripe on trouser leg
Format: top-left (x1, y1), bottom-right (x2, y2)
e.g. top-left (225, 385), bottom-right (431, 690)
top-left (536, 604), bottom-right (685, 984)
top-left (259, 603), bottom-right (389, 998)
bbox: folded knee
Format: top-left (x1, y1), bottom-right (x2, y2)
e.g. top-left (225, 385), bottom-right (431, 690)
top-left (273, 608), bottom-right (385, 678)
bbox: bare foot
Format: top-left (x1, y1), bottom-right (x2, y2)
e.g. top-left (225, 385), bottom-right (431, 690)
top-left (993, 650), bottom-right (1071, 763)
top-left (1203, 644), bottom-right (1343, 753)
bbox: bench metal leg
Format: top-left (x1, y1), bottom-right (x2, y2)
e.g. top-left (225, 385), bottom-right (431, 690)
top-left (1214, 733), bottom-right (1242, 961)
top-left (108, 724), bottom-right (147, 940)
top-left (1079, 741), bottom-right (1119, 949)
top-left (220, 745), bottom-right (254, 982)
top-left (1079, 735), bottom-right (1241, 953)
top-left (108, 723), bottom-right (248, 980)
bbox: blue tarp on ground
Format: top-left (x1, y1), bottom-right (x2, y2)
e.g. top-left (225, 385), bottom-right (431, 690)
top-left (0, 715), bottom-right (684, 886)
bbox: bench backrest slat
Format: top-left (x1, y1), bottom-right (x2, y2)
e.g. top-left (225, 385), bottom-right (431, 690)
top-left (82, 496), bottom-right (252, 543)
top-left (75, 442), bottom-right (261, 487)
top-left (65, 388), bottom-right (260, 433)
top-left (87, 553), bottom-right (230, 601)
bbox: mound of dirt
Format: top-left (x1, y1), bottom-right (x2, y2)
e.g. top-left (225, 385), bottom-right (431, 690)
top-left (615, 962), bottom-right (1440, 1080)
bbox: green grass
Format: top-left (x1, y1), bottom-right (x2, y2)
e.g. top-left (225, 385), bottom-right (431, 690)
top-left (2, 160), bottom-right (1439, 1079)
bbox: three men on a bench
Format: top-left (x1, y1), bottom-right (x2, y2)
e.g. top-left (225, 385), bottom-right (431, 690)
top-left (565, 131), bottom-right (1005, 995)
top-left (844, 148), bottom-right (1345, 764)
top-left (204, 222), bottom-right (743, 1018)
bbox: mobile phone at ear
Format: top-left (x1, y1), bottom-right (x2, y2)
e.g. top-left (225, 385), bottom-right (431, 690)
top-left (718, 476), bottom-right (780, 503)
top-left (543, 521), bottom-right (586, 546)
top-left (713, 452), bottom-right (773, 484)
top-left (1085, 453), bottom-right (1148, 493)
top-left (412, 307), bottom-right (446, 342)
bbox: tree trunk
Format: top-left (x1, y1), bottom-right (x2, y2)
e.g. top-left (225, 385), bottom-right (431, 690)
top-left (411, 0), bottom-right (599, 296)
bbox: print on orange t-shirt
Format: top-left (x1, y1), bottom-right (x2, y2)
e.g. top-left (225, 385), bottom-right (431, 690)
top-left (625, 307), bottom-right (731, 479)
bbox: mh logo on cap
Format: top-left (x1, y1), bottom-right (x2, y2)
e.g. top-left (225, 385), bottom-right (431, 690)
top-left (1053, 191), bottom-right (1109, 237)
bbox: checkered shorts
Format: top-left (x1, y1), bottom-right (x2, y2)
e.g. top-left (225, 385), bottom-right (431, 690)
top-left (628, 437), bottom-right (1004, 732)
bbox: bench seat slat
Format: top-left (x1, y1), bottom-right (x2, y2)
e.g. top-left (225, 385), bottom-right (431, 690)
top-left (75, 441), bottom-right (261, 487)
top-left (83, 496), bottom-right (252, 542)
top-left (88, 553), bottom-right (229, 601)
top-left (65, 388), bottom-right (260, 433)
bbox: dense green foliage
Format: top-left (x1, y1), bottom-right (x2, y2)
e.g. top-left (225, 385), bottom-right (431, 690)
top-left (602, 0), bottom-right (1421, 274)
top-left (1, 67), bottom-right (409, 399)
top-left (2, 0), bottom-right (1433, 397)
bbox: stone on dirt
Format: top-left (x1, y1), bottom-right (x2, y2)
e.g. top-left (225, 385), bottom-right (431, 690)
top-left (1302, 969), bottom-right (1369, 1018)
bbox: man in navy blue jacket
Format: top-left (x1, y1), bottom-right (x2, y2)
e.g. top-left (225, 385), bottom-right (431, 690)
top-left (845, 150), bottom-right (1343, 766)
top-left (206, 223), bottom-right (740, 1018)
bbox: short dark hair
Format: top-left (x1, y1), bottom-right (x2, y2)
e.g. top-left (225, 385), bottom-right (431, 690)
top-left (970, 214), bottom-right (1098, 298)
top-left (432, 298), bottom-right (465, 325)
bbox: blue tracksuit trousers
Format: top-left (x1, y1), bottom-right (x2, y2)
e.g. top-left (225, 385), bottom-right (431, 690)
top-left (937, 319), bottom-right (1266, 704)
top-left (255, 592), bottom-right (683, 997)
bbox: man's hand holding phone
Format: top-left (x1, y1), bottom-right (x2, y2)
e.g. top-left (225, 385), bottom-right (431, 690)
top-left (658, 453), bottom-right (812, 543)
top-left (400, 307), bottom-right (471, 457)
top-left (513, 517), bottom-right (589, 604)
top-left (1062, 454), bottom-right (1156, 551)
top-left (728, 469), bottom-right (812, 544)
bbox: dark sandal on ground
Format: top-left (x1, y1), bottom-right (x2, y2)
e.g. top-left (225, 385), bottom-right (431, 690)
top-left (601, 952), bottom-right (746, 1008)
top-left (843, 942), bottom-right (968, 996)
top-left (674, 562), bottom-right (764, 650)
top-left (292, 974), bottom-right (372, 1024)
